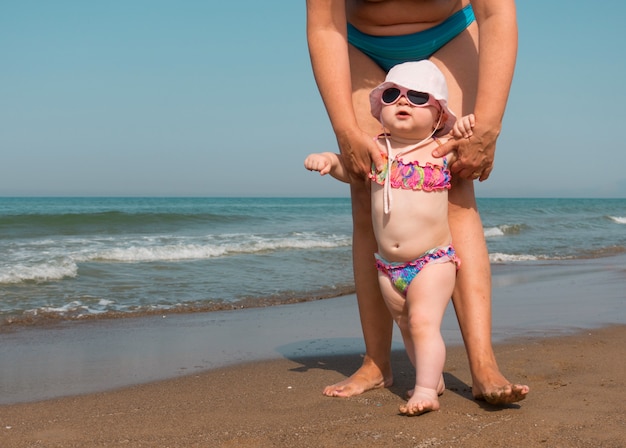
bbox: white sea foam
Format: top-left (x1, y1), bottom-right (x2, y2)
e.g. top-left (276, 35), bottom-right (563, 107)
top-left (609, 216), bottom-right (626, 224)
top-left (32, 300), bottom-right (85, 315)
top-left (484, 227), bottom-right (505, 238)
top-left (92, 233), bottom-right (351, 263)
top-left (23, 297), bottom-right (129, 318)
top-left (489, 253), bottom-right (539, 263)
top-left (95, 244), bottom-right (227, 262)
top-left (484, 224), bottom-right (525, 239)
top-left (0, 261), bottom-right (78, 284)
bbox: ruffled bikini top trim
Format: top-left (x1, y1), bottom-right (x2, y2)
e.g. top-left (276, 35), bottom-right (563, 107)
top-left (369, 152), bottom-right (452, 192)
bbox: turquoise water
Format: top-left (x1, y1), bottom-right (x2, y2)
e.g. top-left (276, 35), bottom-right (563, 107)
top-left (1, 197), bottom-right (624, 325)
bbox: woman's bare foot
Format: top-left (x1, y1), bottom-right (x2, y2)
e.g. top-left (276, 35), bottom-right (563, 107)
top-left (472, 368), bottom-right (529, 404)
top-left (323, 358), bottom-right (393, 397)
top-left (399, 386), bottom-right (439, 416)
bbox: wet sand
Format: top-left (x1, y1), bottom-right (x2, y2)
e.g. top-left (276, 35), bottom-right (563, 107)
top-left (0, 256), bottom-right (625, 446)
top-left (0, 326), bottom-right (624, 447)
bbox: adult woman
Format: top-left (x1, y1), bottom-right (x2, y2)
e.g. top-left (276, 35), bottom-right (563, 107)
top-left (306, 0), bottom-right (529, 404)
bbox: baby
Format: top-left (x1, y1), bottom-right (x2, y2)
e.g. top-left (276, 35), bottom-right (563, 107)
top-left (305, 60), bottom-right (474, 416)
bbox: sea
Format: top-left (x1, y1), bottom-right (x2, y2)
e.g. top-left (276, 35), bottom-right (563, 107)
top-left (1, 197), bottom-right (625, 327)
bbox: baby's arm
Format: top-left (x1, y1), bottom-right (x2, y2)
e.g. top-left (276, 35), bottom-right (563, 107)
top-left (304, 152), bottom-right (350, 183)
top-left (451, 113), bottom-right (476, 139)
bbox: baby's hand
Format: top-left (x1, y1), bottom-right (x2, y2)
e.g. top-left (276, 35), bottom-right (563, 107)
top-left (452, 113), bottom-right (475, 139)
top-left (304, 153), bottom-right (332, 176)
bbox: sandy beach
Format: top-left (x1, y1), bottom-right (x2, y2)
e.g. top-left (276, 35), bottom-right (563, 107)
top-left (0, 255), bottom-right (625, 447)
top-left (0, 326), bottom-right (624, 447)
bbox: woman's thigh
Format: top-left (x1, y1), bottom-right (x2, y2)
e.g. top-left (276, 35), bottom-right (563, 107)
top-left (348, 44), bottom-right (387, 137)
top-left (430, 21), bottom-right (479, 117)
top-left (431, 23), bottom-right (481, 213)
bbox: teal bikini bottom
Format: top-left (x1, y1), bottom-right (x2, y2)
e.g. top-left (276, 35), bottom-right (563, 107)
top-left (347, 4), bottom-right (475, 72)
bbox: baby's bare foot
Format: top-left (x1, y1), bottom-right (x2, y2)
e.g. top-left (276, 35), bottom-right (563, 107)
top-left (399, 386), bottom-right (439, 416)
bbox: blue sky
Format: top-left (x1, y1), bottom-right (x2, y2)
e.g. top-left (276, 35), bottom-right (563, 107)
top-left (1, 1), bottom-right (625, 198)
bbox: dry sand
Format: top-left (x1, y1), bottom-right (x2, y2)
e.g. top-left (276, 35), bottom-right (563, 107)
top-left (1, 325), bottom-right (624, 447)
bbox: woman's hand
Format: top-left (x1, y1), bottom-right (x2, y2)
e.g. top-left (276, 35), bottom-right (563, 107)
top-left (433, 122), bottom-right (499, 182)
top-left (336, 128), bottom-right (384, 183)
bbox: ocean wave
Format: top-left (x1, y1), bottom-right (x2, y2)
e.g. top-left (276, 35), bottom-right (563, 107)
top-left (489, 247), bottom-right (626, 263)
top-left (484, 223), bottom-right (526, 238)
top-left (92, 233), bottom-right (351, 262)
top-left (484, 227), bottom-right (504, 238)
top-left (609, 216), bottom-right (626, 224)
top-left (0, 261), bottom-right (78, 284)
top-left (489, 253), bottom-right (540, 263)
top-left (0, 233), bottom-right (352, 284)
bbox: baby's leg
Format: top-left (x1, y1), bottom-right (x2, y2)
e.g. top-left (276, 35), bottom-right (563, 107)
top-left (377, 272), bottom-right (417, 366)
top-left (401, 262), bottom-right (456, 416)
top-left (406, 375), bottom-right (446, 398)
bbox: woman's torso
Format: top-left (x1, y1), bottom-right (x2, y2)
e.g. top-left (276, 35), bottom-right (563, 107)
top-left (347, 0), bottom-right (467, 36)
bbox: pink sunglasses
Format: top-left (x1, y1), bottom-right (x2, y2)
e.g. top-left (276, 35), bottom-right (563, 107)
top-left (381, 87), bottom-right (439, 108)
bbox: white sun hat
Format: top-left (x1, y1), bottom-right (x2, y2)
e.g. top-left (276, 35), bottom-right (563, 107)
top-left (369, 60), bottom-right (456, 135)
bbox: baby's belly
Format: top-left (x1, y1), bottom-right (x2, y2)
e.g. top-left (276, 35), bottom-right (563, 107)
top-left (371, 192), bottom-right (451, 261)
top-left (375, 220), bottom-right (451, 262)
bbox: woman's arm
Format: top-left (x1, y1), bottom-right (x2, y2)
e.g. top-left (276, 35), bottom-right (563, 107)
top-left (435, 0), bottom-right (518, 181)
top-left (306, 0), bottom-right (382, 181)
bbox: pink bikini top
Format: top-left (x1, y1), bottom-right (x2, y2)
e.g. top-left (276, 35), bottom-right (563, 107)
top-left (370, 133), bottom-right (452, 214)
top-left (368, 152), bottom-right (452, 191)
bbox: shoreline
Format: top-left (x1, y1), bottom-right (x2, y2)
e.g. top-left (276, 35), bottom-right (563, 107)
top-left (0, 255), bottom-right (624, 446)
top-left (2, 251), bottom-right (624, 330)
top-left (1, 255), bottom-right (624, 406)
